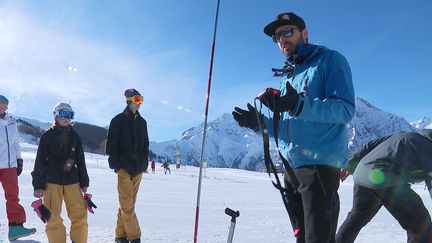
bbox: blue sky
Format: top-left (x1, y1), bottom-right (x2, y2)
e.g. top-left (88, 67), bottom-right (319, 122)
top-left (0, 0), bottom-right (431, 142)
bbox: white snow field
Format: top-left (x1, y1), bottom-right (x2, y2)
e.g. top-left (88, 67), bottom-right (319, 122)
top-left (0, 142), bottom-right (430, 242)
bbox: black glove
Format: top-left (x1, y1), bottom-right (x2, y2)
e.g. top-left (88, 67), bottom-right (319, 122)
top-left (258, 82), bottom-right (299, 113)
top-left (31, 199), bottom-right (51, 223)
top-left (257, 88), bottom-right (280, 112)
top-left (232, 103), bottom-right (258, 130)
top-left (84, 193), bottom-right (97, 214)
top-left (16, 159), bottom-right (23, 176)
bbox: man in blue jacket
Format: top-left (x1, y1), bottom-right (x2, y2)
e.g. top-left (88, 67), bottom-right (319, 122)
top-left (232, 12), bottom-right (355, 243)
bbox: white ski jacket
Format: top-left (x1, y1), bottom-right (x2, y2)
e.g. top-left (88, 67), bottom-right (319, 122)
top-left (0, 113), bottom-right (22, 169)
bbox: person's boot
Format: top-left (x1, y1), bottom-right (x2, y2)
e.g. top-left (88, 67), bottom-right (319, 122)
top-left (130, 238), bottom-right (141, 243)
top-left (115, 237), bottom-right (129, 243)
top-left (8, 224), bottom-right (36, 241)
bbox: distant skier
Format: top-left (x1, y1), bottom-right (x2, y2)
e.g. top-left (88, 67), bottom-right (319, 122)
top-left (151, 160), bottom-right (156, 173)
top-left (32, 102), bottom-right (90, 243)
top-left (161, 161), bottom-right (171, 174)
top-left (0, 95), bottom-right (36, 241)
top-left (336, 129), bottom-right (432, 243)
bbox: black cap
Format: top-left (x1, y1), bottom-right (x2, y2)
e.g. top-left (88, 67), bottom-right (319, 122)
top-left (264, 12), bottom-right (306, 37)
top-left (0, 95), bottom-right (8, 105)
top-left (124, 88), bottom-right (141, 98)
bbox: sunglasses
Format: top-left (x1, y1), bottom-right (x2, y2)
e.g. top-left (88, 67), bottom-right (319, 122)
top-left (55, 109), bottom-right (75, 120)
top-left (127, 95), bottom-right (144, 104)
top-left (272, 27), bottom-right (298, 43)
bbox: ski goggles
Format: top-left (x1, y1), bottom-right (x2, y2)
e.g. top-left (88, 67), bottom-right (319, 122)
top-left (126, 95), bottom-right (143, 104)
top-left (54, 109), bottom-right (75, 120)
top-left (272, 27), bottom-right (298, 43)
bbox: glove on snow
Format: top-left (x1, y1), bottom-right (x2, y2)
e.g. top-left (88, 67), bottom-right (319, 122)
top-left (16, 159), bottom-right (23, 176)
top-left (84, 193), bottom-right (97, 214)
top-left (232, 103), bottom-right (259, 130)
top-left (31, 199), bottom-right (51, 223)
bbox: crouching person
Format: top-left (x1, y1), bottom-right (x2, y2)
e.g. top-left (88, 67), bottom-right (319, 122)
top-left (31, 103), bottom-right (90, 243)
top-left (336, 129), bottom-right (432, 243)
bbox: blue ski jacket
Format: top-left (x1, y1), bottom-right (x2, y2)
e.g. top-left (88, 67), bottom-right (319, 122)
top-left (263, 44), bottom-right (355, 169)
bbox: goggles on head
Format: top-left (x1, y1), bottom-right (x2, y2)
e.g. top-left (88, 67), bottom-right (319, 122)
top-left (272, 27), bottom-right (298, 43)
top-left (55, 109), bottom-right (75, 120)
top-left (126, 95), bottom-right (143, 104)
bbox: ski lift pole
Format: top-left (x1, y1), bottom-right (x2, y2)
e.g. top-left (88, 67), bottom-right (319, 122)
top-left (193, 0), bottom-right (221, 242)
top-left (225, 208), bottom-right (240, 243)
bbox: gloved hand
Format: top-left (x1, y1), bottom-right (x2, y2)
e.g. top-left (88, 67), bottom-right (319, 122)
top-left (339, 169), bottom-right (350, 182)
top-left (31, 199), bottom-right (51, 223)
top-left (33, 189), bottom-right (44, 198)
top-left (16, 158), bottom-right (23, 176)
top-left (63, 158), bottom-right (75, 173)
top-left (258, 82), bottom-right (299, 113)
top-left (232, 103), bottom-right (258, 130)
top-left (84, 193), bottom-right (97, 214)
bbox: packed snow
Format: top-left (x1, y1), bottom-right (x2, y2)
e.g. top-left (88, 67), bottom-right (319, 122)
top-left (0, 142), bottom-right (430, 242)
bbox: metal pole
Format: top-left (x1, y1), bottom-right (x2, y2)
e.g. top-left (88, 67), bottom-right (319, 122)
top-left (193, 0), bottom-right (221, 242)
top-left (225, 208), bottom-right (240, 243)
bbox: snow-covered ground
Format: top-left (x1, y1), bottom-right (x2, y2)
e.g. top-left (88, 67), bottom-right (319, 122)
top-left (0, 142), bottom-right (430, 242)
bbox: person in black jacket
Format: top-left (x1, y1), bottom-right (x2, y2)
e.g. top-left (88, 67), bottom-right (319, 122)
top-left (106, 88), bottom-right (149, 243)
top-left (336, 129), bottom-right (432, 243)
top-left (32, 103), bottom-right (89, 243)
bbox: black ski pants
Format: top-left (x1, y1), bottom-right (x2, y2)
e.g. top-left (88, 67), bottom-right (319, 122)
top-left (284, 165), bottom-right (340, 243)
top-left (336, 183), bottom-right (432, 243)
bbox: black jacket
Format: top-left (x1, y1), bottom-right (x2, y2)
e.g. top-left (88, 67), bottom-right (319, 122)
top-left (32, 125), bottom-right (89, 190)
top-left (347, 129), bottom-right (432, 188)
top-left (106, 108), bottom-right (149, 176)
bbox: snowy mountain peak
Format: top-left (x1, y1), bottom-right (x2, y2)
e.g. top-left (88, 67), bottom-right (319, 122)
top-left (152, 97), bottom-right (417, 171)
top-left (347, 97), bottom-right (414, 151)
top-left (411, 116), bottom-right (432, 129)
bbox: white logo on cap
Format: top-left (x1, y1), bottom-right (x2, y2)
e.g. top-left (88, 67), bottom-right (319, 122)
top-left (282, 14), bottom-right (290, 20)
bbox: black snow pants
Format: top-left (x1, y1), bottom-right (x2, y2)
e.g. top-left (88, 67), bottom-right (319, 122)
top-left (336, 183), bottom-right (432, 243)
top-left (284, 165), bottom-right (340, 243)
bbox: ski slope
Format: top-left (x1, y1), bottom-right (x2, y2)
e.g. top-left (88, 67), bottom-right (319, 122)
top-left (0, 142), bottom-right (430, 242)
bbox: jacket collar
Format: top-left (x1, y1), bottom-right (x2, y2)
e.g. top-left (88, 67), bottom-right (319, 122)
top-left (52, 124), bottom-right (72, 134)
top-left (123, 107), bottom-right (141, 117)
top-left (291, 43), bottom-right (326, 64)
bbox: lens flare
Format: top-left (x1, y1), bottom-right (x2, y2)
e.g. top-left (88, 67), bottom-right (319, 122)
top-left (369, 169), bottom-right (385, 185)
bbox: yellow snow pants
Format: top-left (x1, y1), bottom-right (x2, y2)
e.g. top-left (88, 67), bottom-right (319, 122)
top-left (44, 183), bottom-right (88, 243)
top-left (115, 169), bottom-right (143, 241)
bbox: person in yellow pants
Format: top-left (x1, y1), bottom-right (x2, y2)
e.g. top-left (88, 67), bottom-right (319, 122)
top-left (32, 103), bottom-right (90, 243)
top-left (106, 89), bottom-right (149, 243)
top-left (44, 183), bottom-right (88, 242)
top-left (116, 169), bottom-right (143, 240)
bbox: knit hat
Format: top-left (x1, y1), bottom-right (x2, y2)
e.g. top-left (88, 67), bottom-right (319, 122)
top-left (53, 102), bottom-right (74, 119)
top-left (124, 88), bottom-right (142, 104)
top-left (0, 95), bottom-right (9, 105)
top-left (264, 12), bottom-right (306, 37)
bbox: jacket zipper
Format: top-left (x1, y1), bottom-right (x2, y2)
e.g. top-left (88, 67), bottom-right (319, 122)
top-left (5, 126), bottom-right (11, 167)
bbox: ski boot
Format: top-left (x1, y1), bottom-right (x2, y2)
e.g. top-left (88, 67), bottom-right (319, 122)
top-left (115, 237), bottom-right (129, 243)
top-left (8, 224), bottom-right (36, 241)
